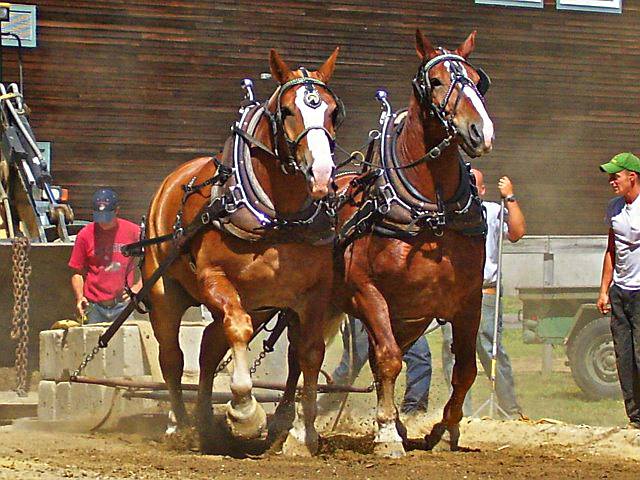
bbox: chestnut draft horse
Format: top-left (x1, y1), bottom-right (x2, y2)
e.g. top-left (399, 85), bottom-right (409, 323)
top-left (143, 48), bottom-right (343, 456)
top-left (333, 30), bottom-right (494, 457)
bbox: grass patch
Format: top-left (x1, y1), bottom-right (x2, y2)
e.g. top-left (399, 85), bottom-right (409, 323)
top-left (324, 325), bottom-right (628, 427)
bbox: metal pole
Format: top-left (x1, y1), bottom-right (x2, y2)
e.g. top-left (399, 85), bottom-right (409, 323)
top-left (70, 375), bottom-right (374, 394)
top-left (473, 199), bottom-right (509, 419)
top-left (490, 199), bottom-right (506, 417)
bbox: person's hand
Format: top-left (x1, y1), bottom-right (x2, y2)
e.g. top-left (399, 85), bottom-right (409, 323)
top-left (597, 291), bottom-right (610, 314)
top-left (498, 176), bottom-right (514, 198)
top-left (76, 297), bottom-right (89, 318)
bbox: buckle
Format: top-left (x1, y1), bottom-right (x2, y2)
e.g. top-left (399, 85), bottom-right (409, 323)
top-left (378, 184), bottom-right (394, 214)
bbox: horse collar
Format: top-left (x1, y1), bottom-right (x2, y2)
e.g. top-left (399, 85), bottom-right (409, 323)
top-left (227, 103), bottom-right (336, 243)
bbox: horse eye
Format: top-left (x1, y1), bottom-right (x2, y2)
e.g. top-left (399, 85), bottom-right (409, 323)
top-left (429, 78), bottom-right (442, 87)
top-left (281, 107), bottom-right (293, 118)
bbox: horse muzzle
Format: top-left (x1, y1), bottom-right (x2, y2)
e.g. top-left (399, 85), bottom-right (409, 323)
top-left (458, 119), bottom-right (494, 157)
top-left (304, 151), bottom-right (334, 200)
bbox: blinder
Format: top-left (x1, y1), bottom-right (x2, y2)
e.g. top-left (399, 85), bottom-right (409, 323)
top-left (476, 67), bottom-right (491, 97)
top-left (413, 52), bottom-right (491, 109)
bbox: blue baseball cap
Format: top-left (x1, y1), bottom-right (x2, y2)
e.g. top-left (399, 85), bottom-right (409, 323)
top-left (92, 188), bottom-right (118, 223)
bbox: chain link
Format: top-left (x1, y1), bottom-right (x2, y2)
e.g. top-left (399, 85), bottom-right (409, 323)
top-left (69, 345), bottom-right (101, 381)
top-left (249, 351), bottom-right (267, 376)
top-left (11, 237), bottom-right (31, 397)
top-left (214, 353), bottom-right (233, 378)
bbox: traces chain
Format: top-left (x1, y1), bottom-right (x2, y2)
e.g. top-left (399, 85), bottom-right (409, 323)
top-left (11, 237), bottom-right (31, 397)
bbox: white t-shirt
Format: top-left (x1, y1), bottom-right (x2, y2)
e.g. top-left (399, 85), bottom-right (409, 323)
top-left (484, 201), bottom-right (508, 286)
top-left (606, 195), bottom-right (640, 290)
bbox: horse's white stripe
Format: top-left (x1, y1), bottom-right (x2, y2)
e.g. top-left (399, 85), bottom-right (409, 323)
top-left (462, 85), bottom-right (494, 148)
top-left (444, 60), bottom-right (494, 148)
top-left (294, 87), bottom-right (333, 185)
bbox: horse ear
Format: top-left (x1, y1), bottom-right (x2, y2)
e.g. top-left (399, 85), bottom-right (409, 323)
top-left (415, 29), bottom-right (436, 60)
top-left (270, 49), bottom-right (292, 84)
top-left (316, 47), bottom-right (340, 83)
top-left (456, 31), bottom-right (477, 59)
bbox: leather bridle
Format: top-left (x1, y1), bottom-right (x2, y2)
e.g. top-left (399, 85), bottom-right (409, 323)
top-left (412, 50), bottom-right (491, 155)
top-left (267, 68), bottom-right (346, 175)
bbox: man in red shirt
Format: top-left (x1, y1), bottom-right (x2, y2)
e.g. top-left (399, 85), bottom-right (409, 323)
top-left (68, 188), bottom-right (141, 324)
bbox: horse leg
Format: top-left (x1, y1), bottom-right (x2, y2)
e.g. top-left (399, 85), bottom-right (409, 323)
top-left (199, 270), bottom-right (266, 440)
top-left (281, 296), bottom-right (329, 456)
top-left (426, 303), bottom-right (481, 451)
top-left (194, 317), bottom-right (234, 451)
top-left (147, 277), bottom-right (192, 430)
top-left (268, 309), bottom-right (301, 443)
top-left (356, 286), bottom-right (405, 458)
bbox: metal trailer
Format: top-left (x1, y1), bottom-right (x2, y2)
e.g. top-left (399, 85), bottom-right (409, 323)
top-left (518, 286), bottom-right (618, 400)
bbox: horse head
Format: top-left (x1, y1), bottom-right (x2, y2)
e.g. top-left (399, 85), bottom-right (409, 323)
top-left (413, 29), bottom-right (494, 158)
top-left (268, 48), bottom-right (343, 199)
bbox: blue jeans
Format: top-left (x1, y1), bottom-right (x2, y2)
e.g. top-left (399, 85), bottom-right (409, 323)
top-left (327, 317), bottom-right (431, 413)
top-left (401, 335), bottom-right (432, 413)
top-left (86, 301), bottom-right (129, 324)
top-left (441, 293), bottom-right (521, 417)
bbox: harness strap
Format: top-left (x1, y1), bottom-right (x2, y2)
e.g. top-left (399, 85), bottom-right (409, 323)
top-left (232, 125), bottom-right (277, 158)
top-left (102, 197), bottom-right (231, 348)
top-left (336, 197), bottom-right (379, 250)
top-left (182, 158), bottom-right (233, 194)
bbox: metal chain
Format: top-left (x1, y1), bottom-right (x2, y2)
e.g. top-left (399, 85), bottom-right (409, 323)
top-left (249, 351), bottom-right (267, 376)
top-left (69, 345), bottom-right (101, 381)
top-left (214, 353), bottom-right (233, 378)
top-left (11, 237), bottom-right (31, 397)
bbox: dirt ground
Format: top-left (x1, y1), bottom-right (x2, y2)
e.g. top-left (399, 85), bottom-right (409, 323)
top-left (1, 413), bottom-right (639, 480)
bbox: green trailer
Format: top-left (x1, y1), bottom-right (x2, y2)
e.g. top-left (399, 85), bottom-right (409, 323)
top-left (517, 286), bottom-right (618, 400)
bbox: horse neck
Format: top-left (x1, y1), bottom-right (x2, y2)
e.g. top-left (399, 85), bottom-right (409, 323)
top-left (250, 115), bottom-right (309, 213)
top-left (395, 99), bottom-right (461, 201)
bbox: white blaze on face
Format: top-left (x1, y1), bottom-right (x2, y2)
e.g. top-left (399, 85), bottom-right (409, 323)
top-left (444, 60), bottom-right (494, 149)
top-left (294, 87), bottom-right (333, 188)
top-left (462, 85), bottom-right (494, 149)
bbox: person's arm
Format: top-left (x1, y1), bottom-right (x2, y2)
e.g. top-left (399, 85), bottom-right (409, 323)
top-left (498, 176), bottom-right (526, 242)
top-left (68, 231), bottom-right (89, 318)
top-left (131, 276), bottom-right (143, 294)
top-left (71, 270), bottom-right (89, 318)
top-left (597, 228), bottom-right (615, 314)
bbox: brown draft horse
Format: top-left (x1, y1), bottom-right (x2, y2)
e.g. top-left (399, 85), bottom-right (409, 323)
top-left (143, 48), bottom-right (342, 455)
top-left (333, 30), bottom-right (495, 457)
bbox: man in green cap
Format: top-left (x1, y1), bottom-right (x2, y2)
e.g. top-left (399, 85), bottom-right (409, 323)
top-left (597, 152), bottom-right (640, 429)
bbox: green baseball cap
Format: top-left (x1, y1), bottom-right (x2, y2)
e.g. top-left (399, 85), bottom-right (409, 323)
top-left (600, 152), bottom-right (640, 174)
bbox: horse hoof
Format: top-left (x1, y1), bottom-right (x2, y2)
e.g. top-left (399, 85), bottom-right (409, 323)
top-left (225, 397), bottom-right (267, 440)
top-left (281, 430), bottom-right (318, 457)
top-left (448, 425), bottom-right (461, 451)
top-left (374, 441), bottom-right (406, 458)
top-left (424, 422), bottom-right (446, 451)
top-left (164, 409), bottom-right (183, 436)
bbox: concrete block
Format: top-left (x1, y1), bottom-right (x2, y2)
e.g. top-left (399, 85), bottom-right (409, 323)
top-left (85, 384), bottom-right (111, 419)
top-left (105, 325), bottom-right (145, 378)
top-left (65, 327), bottom-right (89, 378)
top-left (37, 381), bottom-right (56, 421)
top-left (69, 382), bottom-right (90, 418)
top-left (83, 327), bottom-right (107, 379)
top-left (55, 381), bottom-right (71, 420)
top-left (179, 324), bottom-right (205, 377)
top-left (39, 330), bottom-right (67, 380)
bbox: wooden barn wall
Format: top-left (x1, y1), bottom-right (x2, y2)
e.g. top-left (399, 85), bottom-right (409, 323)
top-left (6, 0), bottom-right (639, 234)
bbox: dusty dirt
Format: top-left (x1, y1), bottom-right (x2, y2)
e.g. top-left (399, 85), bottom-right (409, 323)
top-left (1, 413), bottom-right (639, 479)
